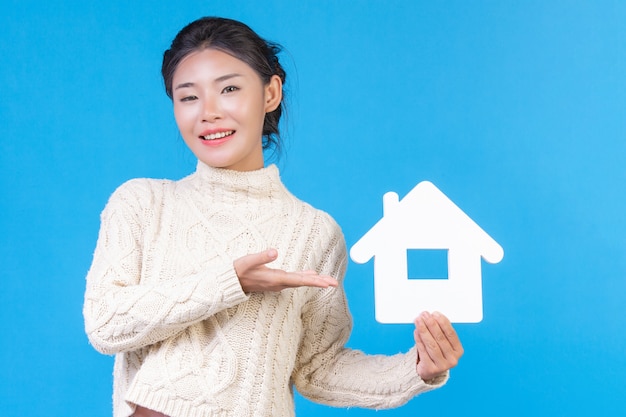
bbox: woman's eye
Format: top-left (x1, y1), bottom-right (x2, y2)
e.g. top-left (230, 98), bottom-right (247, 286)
top-left (179, 95), bottom-right (197, 102)
top-left (222, 86), bottom-right (239, 94)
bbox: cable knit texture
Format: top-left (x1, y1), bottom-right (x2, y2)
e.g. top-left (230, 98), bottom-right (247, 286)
top-left (84, 161), bottom-right (447, 417)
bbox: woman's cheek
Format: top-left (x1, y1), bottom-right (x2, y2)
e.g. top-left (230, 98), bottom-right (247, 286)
top-left (174, 105), bottom-right (197, 134)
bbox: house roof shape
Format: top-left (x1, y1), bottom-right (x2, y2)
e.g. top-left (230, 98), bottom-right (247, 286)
top-left (350, 181), bottom-right (504, 265)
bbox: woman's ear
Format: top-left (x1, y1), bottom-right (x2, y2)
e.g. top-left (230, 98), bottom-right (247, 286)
top-left (264, 75), bottom-right (283, 113)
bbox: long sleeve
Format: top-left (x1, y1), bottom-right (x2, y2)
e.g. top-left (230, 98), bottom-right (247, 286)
top-left (83, 179), bottom-right (248, 355)
top-left (292, 218), bottom-right (447, 409)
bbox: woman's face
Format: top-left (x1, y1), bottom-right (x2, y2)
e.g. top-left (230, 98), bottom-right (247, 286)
top-left (172, 48), bottom-right (282, 171)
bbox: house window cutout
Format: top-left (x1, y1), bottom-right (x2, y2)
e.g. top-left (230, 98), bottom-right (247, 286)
top-left (407, 249), bottom-right (448, 280)
top-left (350, 181), bottom-right (503, 324)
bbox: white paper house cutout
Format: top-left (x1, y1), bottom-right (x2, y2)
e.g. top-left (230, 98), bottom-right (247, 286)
top-left (350, 181), bottom-right (504, 324)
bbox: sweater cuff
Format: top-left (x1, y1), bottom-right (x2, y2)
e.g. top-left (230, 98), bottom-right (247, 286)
top-left (201, 263), bottom-right (249, 308)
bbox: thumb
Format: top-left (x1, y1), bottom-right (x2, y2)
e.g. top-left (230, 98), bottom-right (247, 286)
top-left (263, 248), bottom-right (278, 263)
top-left (234, 249), bottom-right (278, 275)
top-left (247, 248), bottom-right (278, 268)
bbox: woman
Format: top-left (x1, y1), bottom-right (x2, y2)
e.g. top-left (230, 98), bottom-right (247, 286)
top-left (83, 16), bottom-right (463, 417)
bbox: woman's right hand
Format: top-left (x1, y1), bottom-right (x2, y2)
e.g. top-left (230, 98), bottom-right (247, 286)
top-left (234, 249), bottom-right (339, 293)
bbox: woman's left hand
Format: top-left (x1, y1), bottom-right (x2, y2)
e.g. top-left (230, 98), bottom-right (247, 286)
top-left (413, 311), bottom-right (464, 381)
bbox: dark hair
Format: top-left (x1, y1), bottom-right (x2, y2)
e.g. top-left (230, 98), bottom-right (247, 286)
top-left (162, 17), bottom-right (286, 151)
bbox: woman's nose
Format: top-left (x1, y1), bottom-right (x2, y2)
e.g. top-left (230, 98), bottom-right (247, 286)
top-left (202, 97), bottom-right (222, 122)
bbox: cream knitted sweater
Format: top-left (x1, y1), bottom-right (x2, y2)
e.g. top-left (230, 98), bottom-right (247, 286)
top-left (84, 161), bottom-right (446, 417)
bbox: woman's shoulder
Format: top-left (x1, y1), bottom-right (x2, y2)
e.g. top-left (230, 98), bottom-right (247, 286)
top-left (112, 176), bottom-right (174, 196)
top-left (104, 177), bottom-right (177, 212)
top-left (292, 198), bottom-right (345, 242)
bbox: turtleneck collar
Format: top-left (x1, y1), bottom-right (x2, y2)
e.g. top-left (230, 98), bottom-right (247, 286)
top-left (190, 160), bottom-right (287, 201)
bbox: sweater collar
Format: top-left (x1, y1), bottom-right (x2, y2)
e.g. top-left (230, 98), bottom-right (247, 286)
top-left (192, 160), bottom-right (285, 198)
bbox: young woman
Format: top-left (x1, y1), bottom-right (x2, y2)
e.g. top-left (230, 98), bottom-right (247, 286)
top-left (83, 17), bottom-right (463, 417)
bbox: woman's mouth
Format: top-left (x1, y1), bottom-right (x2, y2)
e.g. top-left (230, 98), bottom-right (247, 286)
top-left (201, 130), bottom-right (235, 141)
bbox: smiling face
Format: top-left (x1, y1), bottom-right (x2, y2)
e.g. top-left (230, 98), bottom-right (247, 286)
top-left (172, 48), bottom-right (282, 171)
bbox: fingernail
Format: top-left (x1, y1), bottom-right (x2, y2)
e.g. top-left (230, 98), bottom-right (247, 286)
top-left (268, 249), bottom-right (277, 258)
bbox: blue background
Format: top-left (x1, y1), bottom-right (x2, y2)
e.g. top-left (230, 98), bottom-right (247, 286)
top-left (1, 1), bottom-right (624, 415)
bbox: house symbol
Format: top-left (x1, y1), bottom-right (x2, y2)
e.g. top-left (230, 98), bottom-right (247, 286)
top-left (350, 181), bottom-right (504, 324)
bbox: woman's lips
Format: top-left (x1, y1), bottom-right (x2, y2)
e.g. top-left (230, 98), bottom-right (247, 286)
top-left (198, 130), bottom-right (235, 146)
top-left (200, 130), bottom-right (235, 141)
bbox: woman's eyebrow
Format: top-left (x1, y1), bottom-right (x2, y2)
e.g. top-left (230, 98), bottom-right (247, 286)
top-left (174, 82), bottom-right (195, 90)
top-left (174, 73), bottom-right (243, 91)
top-left (214, 73), bottom-right (242, 83)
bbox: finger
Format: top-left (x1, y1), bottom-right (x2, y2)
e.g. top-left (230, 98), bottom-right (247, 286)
top-left (424, 312), bottom-right (453, 351)
top-left (413, 323), bottom-right (427, 363)
top-left (416, 312), bottom-right (446, 362)
top-left (413, 326), bottom-right (442, 379)
top-left (281, 271), bottom-right (338, 289)
top-left (300, 270), bottom-right (338, 286)
top-left (244, 249), bottom-right (278, 269)
top-left (233, 249), bottom-right (278, 282)
top-left (263, 248), bottom-right (278, 263)
top-left (414, 315), bottom-right (451, 380)
top-left (418, 312), bottom-right (462, 373)
top-left (432, 311), bottom-right (464, 355)
top-left (297, 272), bottom-right (338, 288)
top-left (316, 274), bottom-right (339, 287)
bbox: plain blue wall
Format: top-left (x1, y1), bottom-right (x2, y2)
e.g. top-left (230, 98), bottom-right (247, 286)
top-left (1, 1), bottom-right (625, 415)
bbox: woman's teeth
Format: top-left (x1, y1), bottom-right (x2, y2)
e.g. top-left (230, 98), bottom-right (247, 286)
top-left (202, 131), bottom-right (234, 140)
